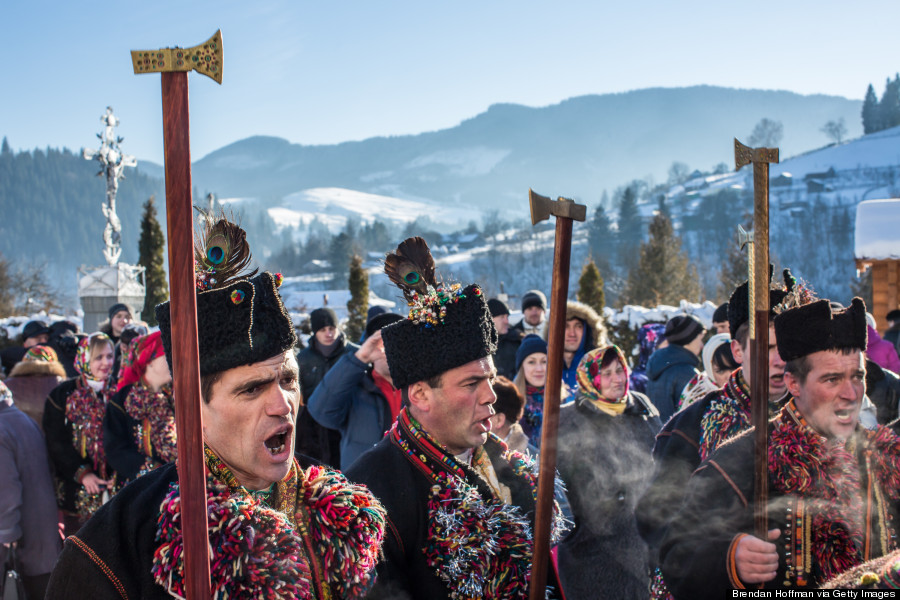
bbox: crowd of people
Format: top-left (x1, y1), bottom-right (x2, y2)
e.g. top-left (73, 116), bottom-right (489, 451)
top-left (2, 221), bottom-right (900, 598)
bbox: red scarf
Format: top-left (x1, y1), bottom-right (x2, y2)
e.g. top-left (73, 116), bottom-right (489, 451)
top-left (372, 370), bottom-right (402, 422)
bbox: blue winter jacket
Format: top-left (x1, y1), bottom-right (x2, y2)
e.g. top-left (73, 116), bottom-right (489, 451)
top-left (644, 345), bottom-right (700, 424)
top-left (307, 353), bottom-right (393, 470)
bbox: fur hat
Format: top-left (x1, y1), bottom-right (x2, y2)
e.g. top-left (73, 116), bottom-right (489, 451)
top-left (380, 237), bottom-right (498, 388)
top-left (8, 345), bottom-right (66, 379)
top-left (774, 297), bottom-right (868, 362)
top-left (727, 267), bottom-right (796, 337)
top-left (542, 301), bottom-right (606, 350)
top-left (156, 218), bottom-right (296, 377)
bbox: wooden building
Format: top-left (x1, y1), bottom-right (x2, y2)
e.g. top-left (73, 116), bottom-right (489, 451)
top-left (855, 199), bottom-right (900, 328)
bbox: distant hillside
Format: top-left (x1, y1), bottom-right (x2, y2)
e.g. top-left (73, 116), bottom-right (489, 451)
top-left (188, 86), bottom-right (861, 211)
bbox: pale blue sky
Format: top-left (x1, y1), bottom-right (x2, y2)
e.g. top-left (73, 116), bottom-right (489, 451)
top-left (2, 0), bottom-right (898, 163)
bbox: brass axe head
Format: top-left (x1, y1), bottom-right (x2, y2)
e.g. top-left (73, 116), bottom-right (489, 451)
top-left (131, 30), bottom-right (223, 84)
top-left (529, 189), bottom-right (587, 225)
top-left (734, 138), bottom-right (780, 171)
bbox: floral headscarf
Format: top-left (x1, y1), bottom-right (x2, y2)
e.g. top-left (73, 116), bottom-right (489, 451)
top-left (576, 345), bottom-right (630, 416)
top-left (74, 333), bottom-right (113, 383)
top-left (23, 345), bottom-right (59, 363)
top-left (117, 331), bottom-right (165, 392)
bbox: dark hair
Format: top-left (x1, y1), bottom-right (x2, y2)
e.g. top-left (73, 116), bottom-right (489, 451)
top-left (734, 322), bottom-right (750, 348)
top-left (784, 347), bottom-right (860, 385)
top-left (711, 342), bottom-right (738, 372)
top-left (200, 372), bottom-right (223, 404)
top-left (491, 376), bottom-right (525, 424)
top-left (600, 347), bottom-right (620, 369)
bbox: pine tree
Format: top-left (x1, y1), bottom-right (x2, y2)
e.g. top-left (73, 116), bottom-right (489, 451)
top-left (880, 76), bottom-right (900, 131)
top-left (577, 256), bottom-right (605, 316)
top-left (863, 84), bottom-right (880, 134)
top-left (138, 196), bottom-right (169, 326)
top-left (0, 252), bottom-right (14, 318)
top-left (345, 254), bottom-right (368, 342)
top-left (0, 137), bottom-right (10, 156)
top-left (622, 213), bottom-right (700, 306)
top-left (587, 204), bottom-right (615, 279)
top-left (617, 186), bottom-right (642, 270)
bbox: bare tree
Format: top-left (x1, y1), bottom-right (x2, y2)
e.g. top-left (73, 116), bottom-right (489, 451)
top-left (820, 118), bottom-right (847, 144)
top-left (747, 118), bottom-right (784, 148)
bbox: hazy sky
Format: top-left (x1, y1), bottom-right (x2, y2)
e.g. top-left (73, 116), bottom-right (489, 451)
top-left (3, 0), bottom-right (899, 163)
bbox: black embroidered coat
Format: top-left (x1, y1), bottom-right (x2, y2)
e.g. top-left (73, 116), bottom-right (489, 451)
top-left (659, 413), bottom-right (900, 598)
top-left (346, 434), bottom-right (562, 600)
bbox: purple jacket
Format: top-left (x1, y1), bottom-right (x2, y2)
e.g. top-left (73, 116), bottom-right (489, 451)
top-left (0, 398), bottom-right (62, 576)
top-left (868, 325), bottom-right (900, 374)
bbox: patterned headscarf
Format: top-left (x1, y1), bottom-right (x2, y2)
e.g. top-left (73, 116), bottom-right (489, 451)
top-left (576, 345), bottom-right (630, 416)
top-left (23, 345), bottom-right (59, 363)
top-left (74, 333), bottom-right (113, 383)
top-left (117, 331), bottom-right (165, 391)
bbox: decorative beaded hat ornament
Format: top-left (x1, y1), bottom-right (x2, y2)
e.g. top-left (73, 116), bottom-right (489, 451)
top-left (156, 214), bottom-right (296, 377)
top-left (380, 237), bottom-right (498, 388)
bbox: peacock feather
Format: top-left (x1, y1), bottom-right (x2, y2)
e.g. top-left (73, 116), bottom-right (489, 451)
top-left (384, 236), bottom-right (438, 302)
top-left (194, 212), bottom-right (257, 290)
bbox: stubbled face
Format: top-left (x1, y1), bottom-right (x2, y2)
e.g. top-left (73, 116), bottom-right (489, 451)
top-left (415, 357), bottom-right (497, 455)
top-left (599, 359), bottom-right (628, 400)
top-left (523, 353), bottom-right (547, 388)
top-left (202, 351), bottom-right (300, 490)
top-left (786, 350), bottom-right (865, 441)
top-left (492, 314), bottom-right (510, 335)
top-left (89, 343), bottom-right (115, 381)
top-left (564, 319), bottom-right (585, 353)
top-left (315, 326), bottom-right (338, 347)
top-left (523, 306), bottom-right (544, 327)
top-left (111, 311), bottom-right (133, 337)
top-left (734, 325), bottom-right (786, 401)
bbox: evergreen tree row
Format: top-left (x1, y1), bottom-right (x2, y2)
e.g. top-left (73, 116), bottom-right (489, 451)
top-left (862, 75), bottom-right (900, 134)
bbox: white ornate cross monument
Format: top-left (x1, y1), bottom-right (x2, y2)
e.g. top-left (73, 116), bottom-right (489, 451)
top-left (78, 107), bottom-right (146, 332)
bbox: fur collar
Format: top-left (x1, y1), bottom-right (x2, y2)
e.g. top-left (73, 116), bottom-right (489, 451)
top-left (8, 360), bottom-right (66, 379)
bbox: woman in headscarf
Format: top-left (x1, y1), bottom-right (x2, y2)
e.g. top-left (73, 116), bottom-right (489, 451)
top-left (44, 333), bottom-right (117, 536)
top-left (556, 345), bottom-right (661, 600)
top-left (3, 345), bottom-right (67, 429)
top-left (103, 330), bottom-right (176, 484)
top-left (676, 332), bottom-right (738, 410)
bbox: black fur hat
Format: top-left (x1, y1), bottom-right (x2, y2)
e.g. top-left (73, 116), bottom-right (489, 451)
top-left (774, 297), bottom-right (868, 362)
top-left (727, 267), bottom-right (795, 338)
top-left (156, 218), bottom-right (296, 377)
top-left (380, 237), bottom-right (498, 388)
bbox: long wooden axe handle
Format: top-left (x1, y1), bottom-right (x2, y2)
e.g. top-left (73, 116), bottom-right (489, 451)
top-left (132, 31), bottom-right (224, 599)
top-left (527, 189), bottom-right (586, 600)
top-left (735, 139), bottom-right (779, 542)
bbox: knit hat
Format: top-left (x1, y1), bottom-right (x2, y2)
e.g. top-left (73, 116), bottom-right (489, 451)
top-left (310, 308), bottom-right (339, 334)
top-left (21, 320), bottom-right (50, 341)
top-left (727, 267), bottom-right (796, 337)
top-left (774, 297), bottom-right (868, 362)
top-left (365, 312), bottom-right (403, 340)
top-left (515, 334), bottom-right (548, 373)
top-left (712, 302), bottom-right (729, 324)
top-left (521, 290), bottom-right (547, 312)
top-left (887, 309), bottom-right (900, 322)
top-left (380, 237), bottom-right (498, 388)
top-left (108, 303), bottom-right (133, 320)
top-left (156, 217), bottom-right (296, 378)
top-left (487, 298), bottom-right (510, 318)
top-left (664, 315), bottom-right (705, 346)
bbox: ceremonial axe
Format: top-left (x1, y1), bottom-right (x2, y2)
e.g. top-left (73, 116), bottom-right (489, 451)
top-left (527, 189), bottom-right (586, 600)
top-left (131, 30), bottom-right (224, 599)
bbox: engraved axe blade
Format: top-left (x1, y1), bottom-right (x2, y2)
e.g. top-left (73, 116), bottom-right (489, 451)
top-left (131, 30), bottom-right (223, 84)
top-left (529, 189), bottom-right (587, 225)
top-left (737, 224), bottom-right (754, 251)
top-left (734, 138), bottom-right (780, 171)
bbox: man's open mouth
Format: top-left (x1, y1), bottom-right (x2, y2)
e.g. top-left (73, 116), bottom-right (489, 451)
top-left (264, 427), bottom-right (291, 455)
